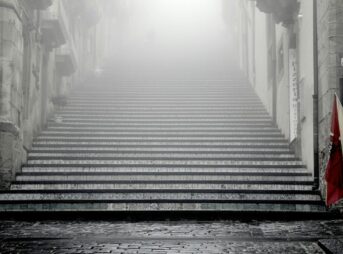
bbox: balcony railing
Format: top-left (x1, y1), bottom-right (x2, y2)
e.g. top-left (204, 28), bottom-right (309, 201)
top-left (55, 41), bottom-right (77, 76)
top-left (41, 0), bottom-right (67, 49)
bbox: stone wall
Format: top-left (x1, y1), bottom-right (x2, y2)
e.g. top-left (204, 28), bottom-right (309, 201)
top-left (317, 0), bottom-right (343, 197)
top-left (0, 0), bottom-right (115, 189)
top-left (0, 1), bottom-right (25, 189)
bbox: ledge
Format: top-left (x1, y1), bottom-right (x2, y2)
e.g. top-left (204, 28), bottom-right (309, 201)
top-left (0, 121), bottom-right (20, 137)
top-left (255, 0), bottom-right (299, 26)
top-left (26, 0), bottom-right (53, 10)
top-left (55, 44), bottom-right (77, 76)
top-left (41, 2), bottom-right (68, 49)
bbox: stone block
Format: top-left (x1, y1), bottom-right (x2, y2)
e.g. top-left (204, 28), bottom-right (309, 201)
top-left (0, 123), bottom-right (22, 189)
top-left (318, 88), bottom-right (336, 121)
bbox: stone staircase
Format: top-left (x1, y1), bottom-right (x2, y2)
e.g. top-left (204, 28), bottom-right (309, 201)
top-left (0, 74), bottom-right (326, 213)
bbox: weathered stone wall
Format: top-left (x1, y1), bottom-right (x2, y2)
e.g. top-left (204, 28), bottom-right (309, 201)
top-left (0, 0), bottom-right (114, 189)
top-left (0, 2), bottom-right (24, 188)
top-left (317, 0), bottom-right (343, 197)
top-left (0, 124), bottom-right (21, 189)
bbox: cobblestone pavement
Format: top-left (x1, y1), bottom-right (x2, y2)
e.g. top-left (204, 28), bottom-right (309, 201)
top-left (0, 219), bottom-right (343, 253)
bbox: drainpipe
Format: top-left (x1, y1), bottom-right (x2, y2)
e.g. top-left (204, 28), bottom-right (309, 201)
top-left (312, 0), bottom-right (319, 190)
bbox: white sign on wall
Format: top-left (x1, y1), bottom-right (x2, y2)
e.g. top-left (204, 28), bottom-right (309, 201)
top-left (289, 49), bottom-right (298, 142)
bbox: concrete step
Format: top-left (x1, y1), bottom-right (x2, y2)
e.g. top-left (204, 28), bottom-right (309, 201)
top-left (15, 173), bottom-right (312, 182)
top-left (48, 119), bottom-right (274, 124)
top-left (10, 180), bottom-right (314, 191)
top-left (39, 131), bottom-right (283, 138)
top-left (21, 166), bottom-right (308, 174)
top-left (0, 200), bottom-right (326, 212)
top-left (58, 110), bottom-right (269, 115)
top-left (54, 115), bottom-right (271, 121)
top-left (68, 95), bottom-right (260, 100)
top-left (73, 83), bottom-right (249, 87)
top-left (56, 112), bottom-right (270, 117)
top-left (35, 137), bottom-right (286, 142)
top-left (27, 152), bottom-right (296, 160)
top-left (66, 95), bottom-right (261, 99)
top-left (68, 91), bottom-right (260, 96)
top-left (25, 159), bottom-right (304, 167)
top-left (67, 98), bottom-right (260, 103)
top-left (29, 147), bottom-right (292, 153)
top-left (32, 141), bottom-right (290, 148)
top-left (65, 94), bottom-right (259, 100)
top-left (62, 105), bottom-right (267, 110)
top-left (74, 91), bottom-right (254, 94)
top-left (67, 99), bottom-right (262, 104)
top-left (75, 87), bottom-right (251, 91)
top-left (0, 190), bottom-right (322, 202)
top-left (67, 103), bottom-right (265, 108)
top-left (47, 122), bottom-right (275, 128)
top-left (45, 126), bottom-right (280, 132)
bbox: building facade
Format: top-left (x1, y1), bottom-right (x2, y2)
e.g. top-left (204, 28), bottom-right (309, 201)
top-left (0, 0), bottom-right (115, 189)
top-left (225, 0), bottom-right (343, 201)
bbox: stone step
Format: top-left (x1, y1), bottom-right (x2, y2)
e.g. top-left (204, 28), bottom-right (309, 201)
top-left (70, 89), bottom-right (255, 92)
top-left (70, 86), bottom-right (252, 89)
top-left (58, 110), bottom-right (268, 115)
top-left (25, 159), bottom-right (304, 167)
top-left (67, 94), bottom-right (260, 98)
top-left (67, 99), bottom-right (262, 104)
top-left (10, 180), bottom-right (314, 191)
top-left (67, 103), bottom-right (265, 108)
top-left (70, 88), bottom-right (255, 92)
top-left (67, 102), bottom-right (261, 106)
top-left (62, 105), bottom-right (267, 110)
top-left (54, 115), bottom-right (271, 121)
top-left (49, 119), bottom-right (273, 124)
top-left (21, 166), bottom-right (308, 173)
top-left (75, 86), bottom-right (250, 90)
top-left (56, 112), bottom-right (270, 117)
top-left (68, 95), bottom-right (260, 99)
top-left (17, 170), bottom-right (311, 176)
top-left (15, 173), bottom-right (312, 182)
top-left (46, 126), bottom-right (280, 132)
top-left (71, 90), bottom-right (254, 93)
top-left (0, 201), bottom-right (326, 212)
top-left (67, 99), bottom-right (260, 103)
top-left (32, 141), bottom-right (290, 147)
top-left (29, 147), bottom-right (292, 153)
top-left (47, 122), bottom-right (274, 128)
top-left (68, 96), bottom-right (262, 100)
top-left (27, 153), bottom-right (296, 160)
top-left (79, 82), bottom-right (247, 85)
top-left (73, 84), bottom-right (249, 88)
top-left (35, 137), bottom-right (286, 142)
top-left (72, 86), bottom-right (251, 90)
top-left (0, 190), bottom-right (322, 202)
top-left (39, 131), bottom-right (283, 138)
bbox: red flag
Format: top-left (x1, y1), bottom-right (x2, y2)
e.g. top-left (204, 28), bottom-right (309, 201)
top-left (325, 95), bottom-right (343, 206)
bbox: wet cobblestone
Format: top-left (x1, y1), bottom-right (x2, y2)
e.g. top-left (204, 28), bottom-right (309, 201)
top-left (0, 220), bottom-right (343, 253)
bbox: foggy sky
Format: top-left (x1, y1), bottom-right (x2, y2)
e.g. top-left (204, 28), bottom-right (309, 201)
top-left (108, 0), bottom-right (234, 81)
